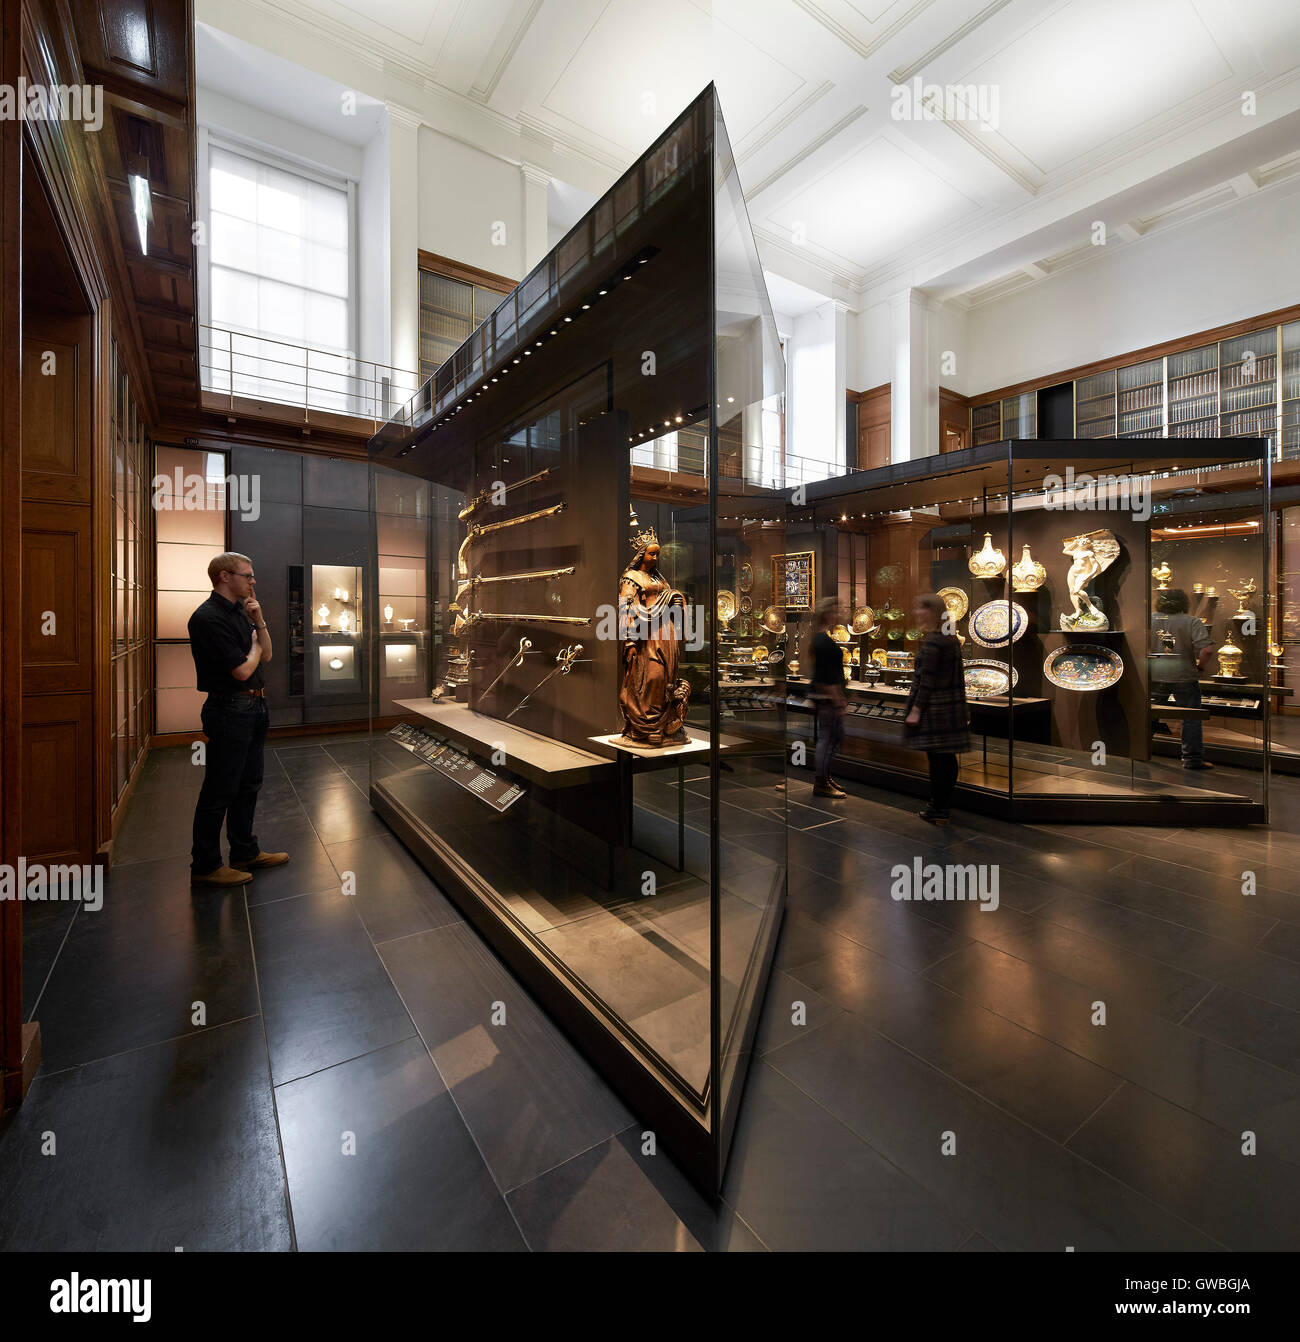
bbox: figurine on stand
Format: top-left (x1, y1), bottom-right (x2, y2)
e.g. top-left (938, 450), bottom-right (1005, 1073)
top-left (1060, 529), bottom-right (1121, 632)
top-left (616, 527), bottom-right (691, 747)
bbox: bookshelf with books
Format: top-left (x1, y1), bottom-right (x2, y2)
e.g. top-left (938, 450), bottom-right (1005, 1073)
top-left (972, 401), bottom-right (1001, 445)
top-left (1001, 391), bottom-right (1036, 438)
top-left (1220, 327), bottom-right (1278, 440)
top-left (1074, 369), bottom-right (1116, 438)
top-left (1168, 342), bottom-right (1219, 440)
top-left (1117, 357), bottom-right (1164, 437)
top-left (1280, 320), bottom-right (1299, 458)
top-left (966, 303), bottom-right (1300, 458)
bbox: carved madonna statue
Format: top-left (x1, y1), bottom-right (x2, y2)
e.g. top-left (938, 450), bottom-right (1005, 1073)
top-left (616, 527), bottom-right (691, 747)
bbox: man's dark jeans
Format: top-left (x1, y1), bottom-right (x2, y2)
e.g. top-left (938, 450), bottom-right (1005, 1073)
top-left (1152, 679), bottom-right (1204, 764)
top-left (192, 693), bottom-right (269, 874)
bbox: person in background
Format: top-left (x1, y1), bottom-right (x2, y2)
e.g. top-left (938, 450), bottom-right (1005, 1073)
top-left (1150, 587), bottom-right (1214, 771)
top-left (804, 596), bottom-right (847, 799)
top-left (188, 552), bottom-right (290, 886)
top-left (904, 593), bottom-right (969, 825)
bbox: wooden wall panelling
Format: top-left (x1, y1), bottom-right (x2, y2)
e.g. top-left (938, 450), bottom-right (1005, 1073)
top-left (21, 316), bottom-right (92, 501)
top-left (939, 386), bottom-right (970, 454)
top-left (852, 382), bottom-right (891, 470)
top-left (94, 302), bottom-right (114, 853)
top-left (2, 0), bottom-right (34, 1109)
top-left (21, 692), bottom-right (95, 861)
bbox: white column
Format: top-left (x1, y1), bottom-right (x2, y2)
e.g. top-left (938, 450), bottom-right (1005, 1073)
top-left (386, 102), bottom-right (422, 386)
top-left (832, 299), bottom-right (849, 471)
top-left (520, 162), bottom-right (550, 274)
top-left (889, 288), bottom-right (939, 462)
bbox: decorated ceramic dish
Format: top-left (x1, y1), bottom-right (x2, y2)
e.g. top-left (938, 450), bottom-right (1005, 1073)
top-left (962, 658), bottom-right (1020, 699)
top-left (739, 595), bottom-right (752, 615)
top-left (717, 590), bottom-right (736, 622)
top-left (937, 587), bottom-right (969, 621)
top-left (831, 624), bottom-right (851, 643)
top-left (761, 605), bottom-right (786, 634)
top-left (1043, 644), bottom-right (1124, 692)
top-left (870, 648), bottom-right (889, 668)
top-left (739, 563), bottom-right (753, 593)
top-left (969, 599), bottom-right (1029, 648)
top-left (767, 649), bottom-right (784, 665)
top-left (1041, 644), bottom-right (1121, 692)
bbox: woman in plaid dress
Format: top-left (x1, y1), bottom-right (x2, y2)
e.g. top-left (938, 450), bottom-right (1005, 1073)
top-left (904, 593), bottom-right (969, 825)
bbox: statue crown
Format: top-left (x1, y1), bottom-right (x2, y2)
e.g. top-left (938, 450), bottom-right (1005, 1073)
top-left (631, 527), bottom-right (659, 550)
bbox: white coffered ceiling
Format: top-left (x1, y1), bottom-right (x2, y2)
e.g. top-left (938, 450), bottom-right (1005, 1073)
top-left (206, 0), bottom-right (1300, 305)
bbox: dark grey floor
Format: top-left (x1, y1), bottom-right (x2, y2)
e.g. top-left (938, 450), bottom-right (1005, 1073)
top-left (3, 732), bottom-right (1299, 1250)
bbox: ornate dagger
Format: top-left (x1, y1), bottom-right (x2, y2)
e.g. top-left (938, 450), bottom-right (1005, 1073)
top-left (506, 644), bottom-right (584, 720)
top-left (457, 502), bottom-right (565, 578)
top-left (458, 467), bottom-right (553, 522)
top-left (478, 637), bottom-right (532, 700)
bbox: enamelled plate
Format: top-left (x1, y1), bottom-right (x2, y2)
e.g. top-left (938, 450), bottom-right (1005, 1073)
top-left (1043, 644), bottom-right (1124, 692)
top-left (962, 659), bottom-right (1019, 699)
top-left (969, 599), bottom-right (1028, 648)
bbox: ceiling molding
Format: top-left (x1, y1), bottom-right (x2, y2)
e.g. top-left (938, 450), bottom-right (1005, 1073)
top-left (887, 0), bottom-right (1015, 83)
top-left (923, 92), bottom-right (1037, 195)
top-left (736, 79), bottom-right (833, 165)
top-left (752, 223), bottom-right (860, 289)
top-left (515, 110), bottom-right (625, 172)
top-left (746, 103), bottom-right (869, 199)
top-left (793, 0), bottom-right (940, 63)
top-left (469, 0), bottom-right (545, 105)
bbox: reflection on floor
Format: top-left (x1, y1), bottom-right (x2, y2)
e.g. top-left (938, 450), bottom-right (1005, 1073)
top-left (3, 731), bottom-right (1299, 1249)
top-left (376, 748), bottom-right (783, 1094)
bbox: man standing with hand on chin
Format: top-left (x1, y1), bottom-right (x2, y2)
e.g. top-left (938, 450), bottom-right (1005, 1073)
top-left (188, 552), bottom-right (290, 887)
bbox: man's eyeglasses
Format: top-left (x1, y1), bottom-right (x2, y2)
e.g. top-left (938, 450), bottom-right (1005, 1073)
top-left (227, 571), bottom-right (255, 581)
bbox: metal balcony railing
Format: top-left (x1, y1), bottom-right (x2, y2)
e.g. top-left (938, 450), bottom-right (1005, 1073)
top-left (200, 325), bottom-right (422, 428)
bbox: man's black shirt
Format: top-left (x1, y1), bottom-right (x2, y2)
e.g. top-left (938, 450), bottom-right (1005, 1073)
top-left (189, 591), bottom-right (264, 694)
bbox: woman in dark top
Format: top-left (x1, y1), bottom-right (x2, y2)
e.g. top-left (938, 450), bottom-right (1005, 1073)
top-left (904, 593), bottom-right (969, 825)
top-left (804, 596), bottom-right (847, 799)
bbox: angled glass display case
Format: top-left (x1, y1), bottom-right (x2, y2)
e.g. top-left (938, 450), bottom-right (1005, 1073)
top-left (366, 87), bottom-right (787, 1192)
top-left (794, 438), bottom-right (1270, 824)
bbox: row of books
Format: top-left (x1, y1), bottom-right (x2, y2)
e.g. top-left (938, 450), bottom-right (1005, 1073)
top-left (1170, 371), bottom-right (1218, 399)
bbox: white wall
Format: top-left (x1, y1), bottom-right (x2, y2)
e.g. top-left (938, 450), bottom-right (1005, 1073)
top-left (358, 121), bottom-right (391, 370)
top-left (418, 129), bottom-right (525, 281)
top-left (787, 303), bottom-right (839, 467)
top-left (961, 178), bottom-right (1300, 395)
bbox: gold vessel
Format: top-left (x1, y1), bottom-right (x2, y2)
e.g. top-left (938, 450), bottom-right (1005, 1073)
top-left (1011, 544), bottom-right (1047, 593)
top-left (1216, 632), bottom-right (1244, 678)
top-left (1150, 561), bottom-right (1172, 590)
top-left (968, 532), bottom-right (1006, 579)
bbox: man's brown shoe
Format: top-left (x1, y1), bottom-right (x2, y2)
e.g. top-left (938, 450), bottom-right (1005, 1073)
top-left (191, 866), bottom-right (253, 887)
top-left (232, 851), bottom-right (290, 870)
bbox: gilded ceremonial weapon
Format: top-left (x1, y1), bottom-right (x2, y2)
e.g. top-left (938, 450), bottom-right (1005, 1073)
top-left (457, 502), bottom-right (565, 578)
top-left (458, 467), bottom-right (553, 522)
top-left (453, 610), bottom-right (591, 636)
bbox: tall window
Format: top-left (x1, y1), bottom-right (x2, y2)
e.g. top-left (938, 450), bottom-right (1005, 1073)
top-left (205, 140), bottom-right (353, 409)
top-left (418, 252), bottom-right (514, 384)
